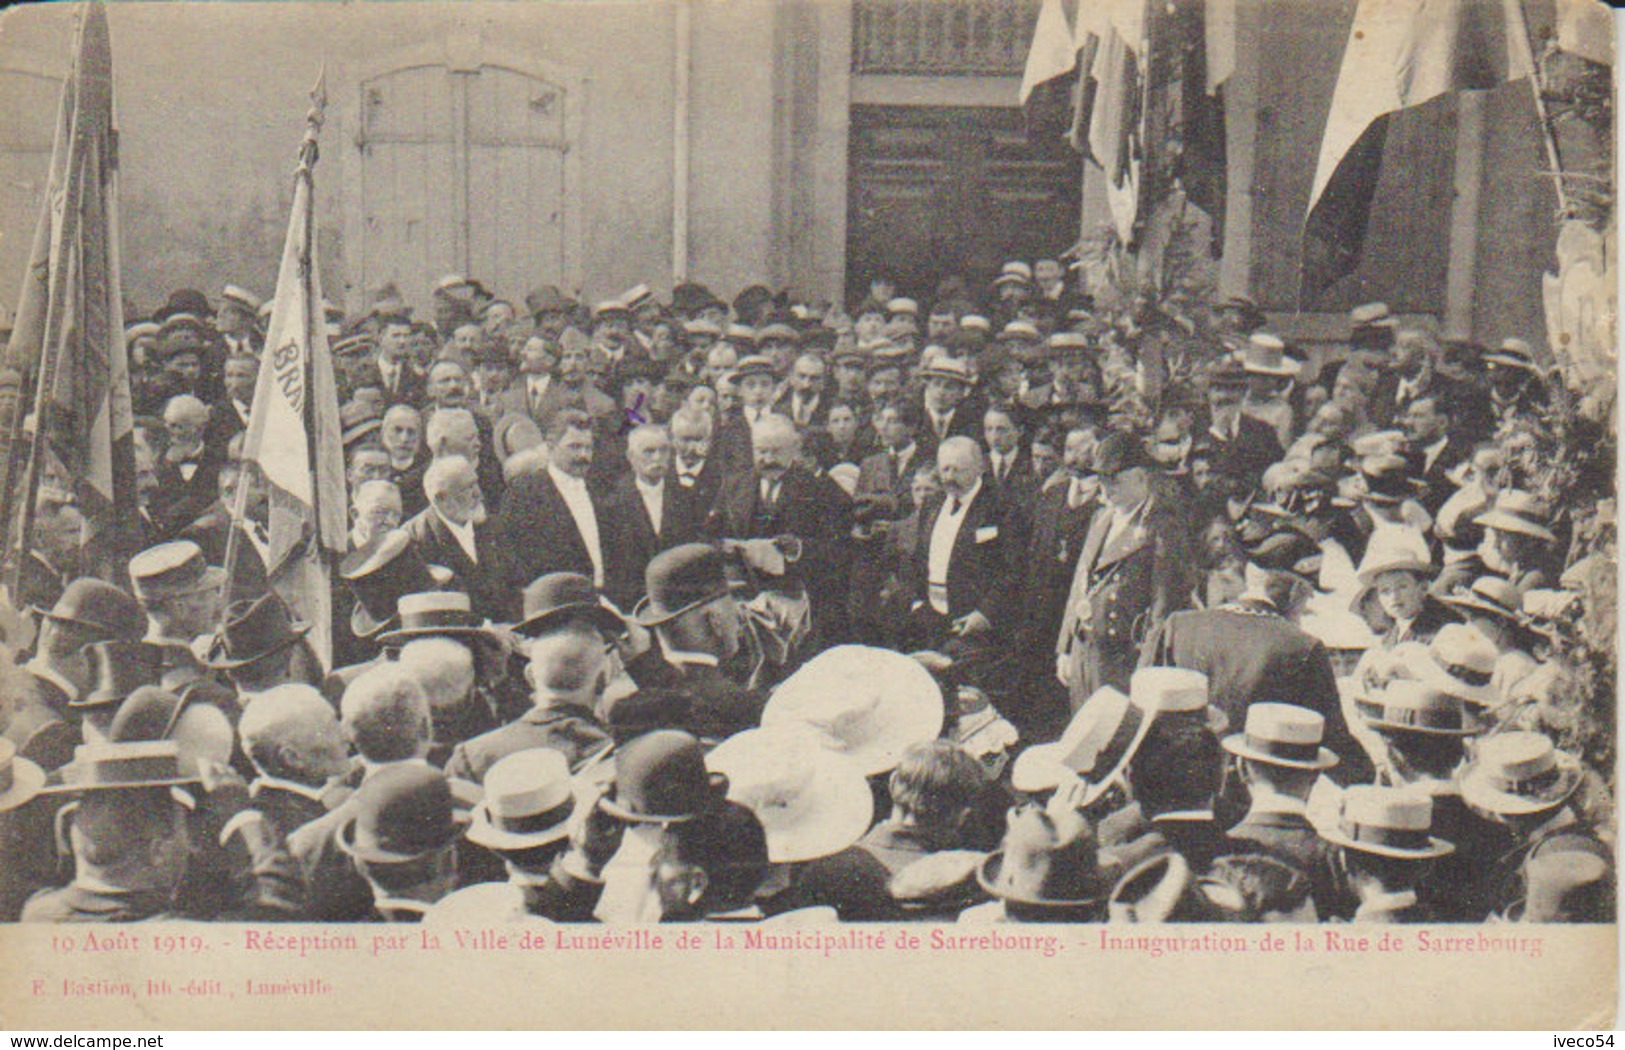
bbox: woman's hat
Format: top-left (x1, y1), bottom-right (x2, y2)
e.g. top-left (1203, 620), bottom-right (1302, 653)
top-left (71, 640), bottom-right (164, 709)
top-left (1421, 623), bottom-right (1501, 710)
top-left (1320, 785), bottom-right (1455, 860)
top-left (1460, 731), bottom-right (1584, 817)
top-left (1474, 490), bottom-right (1558, 543)
top-left (1011, 668), bottom-right (1215, 797)
top-left (337, 764), bottom-right (465, 864)
top-left (600, 730), bottom-right (727, 824)
top-left (706, 725), bottom-right (874, 863)
top-left (1222, 703), bottom-right (1340, 769)
top-left (467, 748), bottom-right (579, 851)
top-left (977, 806), bottom-right (1110, 916)
top-left (1354, 527), bottom-right (1434, 584)
top-left (202, 593), bottom-right (310, 670)
top-left (515, 573), bottom-right (624, 638)
top-left (0, 739), bottom-right (45, 812)
top-left (1353, 679), bottom-right (1483, 738)
top-left (1442, 576), bottom-right (1526, 625)
top-left (762, 645), bottom-right (944, 777)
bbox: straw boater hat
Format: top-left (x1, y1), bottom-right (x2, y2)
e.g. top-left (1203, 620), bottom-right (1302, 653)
top-left (1460, 731), bottom-right (1584, 817)
top-left (1320, 785), bottom-right (1454, 860)
top-left (376, 591), bottom-right (500, 648)
top-left (1473, 489), bottom-right (1558, 544)
top-left (762, 645), bottom-right (944, 777)
top-left (976, 806), bottom-right (1111, 919)
top-left (467, 749), bottom-right (580, 851)
top-left (1484, 337), bottom-right (1542, 374)
top-left (220, 285), bottom-right (263, 314)
top-left (993, 261), bottom-right (1034, 288)
top-left (885, 297), bottom-right (919, 318)
top-left (1441, 575), bottom-right (1526, 626)
top-left (0, 739), bottom-right (45, 813)
top-left (1353, 679), bottom-right (1483, 738)
top-left (1011, 667), bottom-right (1216, 796)
top-left (916, 356), bottom-right (976, 387)
top-left (1239, 332), bottom-right (1302, 378)
top-left (1420, 623), bottom-right (1500, 710)
top-left (50, 740), bottom-right (202, 793)
top-left (1223, 703), bottom-right (1340, 770)
top-left (705, 725), bottom-right (874, 863)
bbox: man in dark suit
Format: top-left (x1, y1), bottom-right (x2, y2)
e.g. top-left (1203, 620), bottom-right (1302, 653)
top-left (912, 358), bottom-right (982, 463)
top-left (982, 404), bottom-right (1039, 524)
top-left (603, 424), bottom-right (693, 611)
top-left (1058, 432), bottom-right (1194, 704)
top-left (1140, 530), bottom-right (1371, 781)
top-left (149, 394), bottom-right (226, 543)
top-left (443, 622), bottom-right (615, 782)
top-left (203, 352), bottom-right (257, 457)
top-left (491, 409), bottom-right (608, 619)
top-left (604, 544), bottom-right (764, 743)
top-left (238, 684), bottom-right (354, 844)
top-left (667, 405), bottom-right (724, 534)
top-left (367, 318), bottom-right (427, 407)
top-left (707, 414), bottom-right (853, 646)
top-left (1401, 392), bottom-right (1470, 517)
top-left (1195, 366), bottom-right (1284, 502)
top-left (1368, 327), bottom-right (1459, 429)
top-left (771, 352), bottom-right (832, 429)
top-left (848, 400), bottom-right (925, 645)
top-left (401, 455), bottom-right (504, 621)
top-left (897, 436), bottom-right (1022, 692)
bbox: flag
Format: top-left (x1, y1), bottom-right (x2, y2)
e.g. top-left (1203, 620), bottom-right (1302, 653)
top-left (1076, 0), bottom-right (1148, 244)
top-left (1181, 0), bottom-right (1228, 256)
top-left (230, 77), bottom-right (347, 670)
top-left (0, 2), bottom-right (139, 587)
top-left (1021, 0), bottom-right (1080, 142)
top-left (1301, 0), bottom-right (1532, 303)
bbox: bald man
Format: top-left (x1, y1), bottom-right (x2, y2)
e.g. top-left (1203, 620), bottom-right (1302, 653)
top-left (898, 436), bottom-right (1025, 688)
top-left (706, 414), bottom-right (854, 646)
top-left (151, 394), bottom-right (225, 541)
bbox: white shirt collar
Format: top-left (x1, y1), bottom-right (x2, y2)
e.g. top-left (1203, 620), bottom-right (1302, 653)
top-left (250, 774), bottom-right (331, 804)
top-left (657, 640), bottom-right (720, 667)
top-left (1244, 787), bottom-right (1309, 817)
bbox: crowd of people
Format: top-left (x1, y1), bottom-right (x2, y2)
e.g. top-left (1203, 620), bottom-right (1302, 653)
top-left (0, 258), bottom-right (1614, 926)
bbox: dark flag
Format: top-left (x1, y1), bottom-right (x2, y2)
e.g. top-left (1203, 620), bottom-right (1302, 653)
top-left (1021, 0), bottom-right (1081, 142)
top-left (226, 75), bottom-right (347, 671)
top-left (0, 2), bottom-right (139, 591)
top-left (1301, 0), bottom-right (1531, 305)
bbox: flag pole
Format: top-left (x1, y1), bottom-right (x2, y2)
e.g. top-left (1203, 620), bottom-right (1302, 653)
top-left (1504, 0), bottom-right (1568, 215)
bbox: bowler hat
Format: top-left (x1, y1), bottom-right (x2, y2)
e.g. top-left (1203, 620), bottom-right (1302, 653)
top-left (153, 289), bottom-right (215, 322)
top-left (1091, 430), bottom-right (1151, 476)
top-left (1321, 785), bottom-right (1454, 859)
top-left (0, 739), bottom-right (45, 812)
top-left (338, 764), bottom-right (464, 863)
top-left (203, 593), bottom-right (310, 670)
top-left (524, 285), bottom-right (573, 317)
top-left (1223, 703), bottom-right (1340, 769)
top-left (128, 541), bottom-right (226, 604)
top-left (34, 578), bottom-right (144, 643)
top-left (72, 640), bottom-right (164, 709)
top-left (600, 730), bottom-right (727, 824)
top-left (670, 282), bottom-right (721, 316)
top-left (513, 573), bottom-right (624, 637)
top-left (977, 806), bottom-right (1111, 917)
top-left (632, 544), bottom-right (732, 628)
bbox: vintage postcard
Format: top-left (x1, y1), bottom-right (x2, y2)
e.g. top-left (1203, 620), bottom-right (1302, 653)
top-left (0, 0), bottom-right (1615, 1030)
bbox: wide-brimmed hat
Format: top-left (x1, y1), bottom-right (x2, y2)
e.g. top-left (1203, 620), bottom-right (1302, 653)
top-left (1320, 785), bottom-right (1454, 860)
top-left (1421, 623), bottom-right (1500, 710)
top-left (762, 645), bottom-right (944, 777)
top-left (600, 730), bottom-right (728, 824)
top-left (0, 739), bottom-right (45, 812)
top-left (376, 591), bottom-right (500, 648)
top-left (1474, 490), bottom-right (1558, 543)
top-left (977, 806), bottom-right (1110, 916)
top-left (1460, 731), bottom-right (1584, 817)
top-left (1442, 576), bottom-right (1525, 625)
top-left (51, 740), bottom-right (201, 793)
top-left (70, 640), bottom-right (164, 709)
top-left (515, 573), bottom-right (624, 637)
top-left (632, 544), bottom-right (733, 628)
top-left (33, 578), bottom-right (145, 643)
top-left (917, 357), bottom-right (976, 387)
top-left (1223, 703), bottom-right (1339, 769)
top-left (338, 764), bottom-right (465, 863)
top-left (1354, 679), bottom-right (1482, 738)
top-left (706, 725), bottom-right (874, 863)
top-left (1354, 527), bottom-right (1434, 584)
top-left (340, 530), bottom-right (451, 638)
top-left (203, 593), bottom-right (310, 670)
top-left (1011, 667), bottom-right (1213, 796)
top-left (1484, 337), bottom-right (1541, 373)
top-left (467, 748), bottom-right (579, 851)
top-left (128, 541), bottom-right (227, 604)
top-left (1240, 332), bottom-right (1302, 377)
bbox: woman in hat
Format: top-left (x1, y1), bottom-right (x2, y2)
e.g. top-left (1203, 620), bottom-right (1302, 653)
top-left (1474, 489), bottom-right (1561, 597)
top-left (1439, 576), bottom-right (1539, 703)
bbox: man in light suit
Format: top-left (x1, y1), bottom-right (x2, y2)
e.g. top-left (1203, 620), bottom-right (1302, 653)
top-left (1058, 431), bottom-right (1194, 706)
top-left (491, 409), bottom-right (608, 621)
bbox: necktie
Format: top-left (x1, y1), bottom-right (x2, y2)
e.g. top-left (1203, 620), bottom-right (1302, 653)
top-left (948, 495), bottom-right (962, 516)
